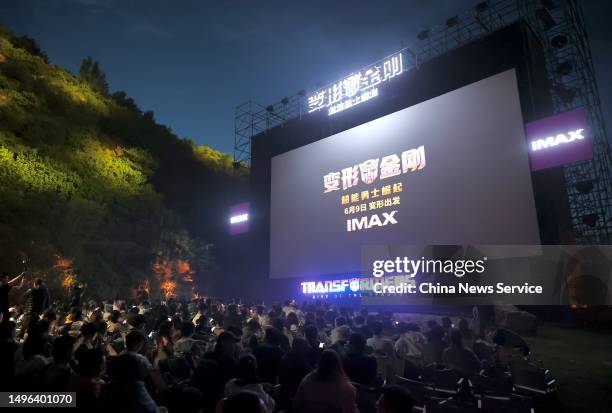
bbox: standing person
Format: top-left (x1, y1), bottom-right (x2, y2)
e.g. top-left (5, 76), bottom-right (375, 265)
top-left (19, 279), bottom-right (50, 338)
top-left (70, 281), bottom-right (86, 309)
top-left (292, 349), bottom-right (359, 413)
top-left (0, 269), bottom-right (26, 323)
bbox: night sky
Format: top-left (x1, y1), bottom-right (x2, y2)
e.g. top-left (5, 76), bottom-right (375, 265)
top-left (1, 0), bottom-right (611, 153)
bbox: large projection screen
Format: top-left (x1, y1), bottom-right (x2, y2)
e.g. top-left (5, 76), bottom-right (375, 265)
top-left (270, 69), bottom-right (540, 279)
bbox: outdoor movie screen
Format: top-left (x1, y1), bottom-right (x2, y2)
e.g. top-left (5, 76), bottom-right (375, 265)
top-left (270, 69), bottom-right (541, 279)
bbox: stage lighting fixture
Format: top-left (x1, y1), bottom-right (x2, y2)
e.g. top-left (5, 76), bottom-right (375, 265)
top-left (581, 213), bottom-right (598, 227)
top-left (556, 60), bottom-right (574, 76)
top-left (551, 34), bottom-right (568, 48)
top-left (475, 1), bottom-right (489, 13)
top-left (446, 16), bottom-right (458, 28)
top-left (417, 30), bottom-right (429, 41)
top-left (536, 8), bottom-right (557, 30)
top-left (266, 105), bottom-right (274, 113)
top-left (281, 97), bottom-right (289, 106)
top-left (576, 180), bottom-right (594, 194)
top-left (553, 83), bottom-right (576, 103)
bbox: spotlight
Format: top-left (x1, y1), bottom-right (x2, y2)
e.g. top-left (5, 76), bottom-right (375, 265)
top-left (553, 83), bottom-right (576, 103)
top-left (266, 105), bottom-right (274, 113)
top-left (576, 180), bottom-right (594, 194)
top-left (446, 16), bottom-right (458, 28)
top-left (475, 1), bottom-right (489, 13)
top-left (536, 8), bottom-right (557, 30)
top-left (581, 213), bottom-right (598, 227)
top-left (281, 97), bottom-right (289, 106)
top-left (417, 30), bottom-right (429, 41)
top-left (556, 60), bottom-right (574, 76)
top-left (551, 34), bottom-right (568, 48)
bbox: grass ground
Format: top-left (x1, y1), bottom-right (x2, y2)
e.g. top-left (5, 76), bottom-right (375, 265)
top-left (525, 323), bottom-right (612, 413)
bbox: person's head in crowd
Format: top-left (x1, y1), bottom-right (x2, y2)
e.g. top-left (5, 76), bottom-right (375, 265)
top-left (286, 312), bottom-right (299, 328)
top-left (449, 329), bottom-right (464, 349)
top-left (316, 317), bottom-right (327, 332)
top-left (222, 391), bottom-right (267, 413)
top-left (264, 327), bottom-right (283, 347)
top-left (158, 320), bottom-right (172, 340)
top-left (334, 316), bottom-right (347, 328)
top-left (291, 337), bottom-right (311, 356)
top-left (52, 335), bottom-right (75, 364)
top-left (34, 278), bottom-right (44, 288)
top-left (97, 320), bottom-right (107, 336)
top-left (442, 317), bottom-right (452, 330)
top-left (347, 333), bottom-right (367, 355)
top-left (371, 321), bottom-right (384, 337)
top-left (107, 352), bottom-right (145, 382)
top-left (246, 318), bottom-right (261, 333)
top-left (272, 317), bottom-right (285, 333)
top-left (377, 385), bottom-right (414, 413)
top-left (458, 318), bottom-right (470, 334)
top-left (304, 325), bottom-right (319, 344)
top-left (236, 354), bottom-right (260, 385)
top-left (427, 325), bottom-right (445, 343)
top-left (227, 304), bottom-right (238, 315)
top-left (313, 349), bottom-right (349, 382)
top-left (75, 348), bottom-right (105, 378)
top-left (427, 319), bottom-right (439, 331)
top-left (181, 321), bottom-right (195, 338)
top-left (70, 307), bottom-right (82, 322)
top-left (334, 325), bottom-right (351, 343)
top-left (108, 310), bottom-right (121, 324)
top-left (216, 331), bottom-right (240, 355)
top-left (125, 330), bottom-right (146, 353)
top-left (0, 272), bottom-right (8, 285)
top-left (23, 333), bottom-right (46, 359)
top-left (34, 318), bottom-right (51, 337)
top-left (81, 322), bottom-right (98, 341)
top-left (128, 313), bottom-right (146, 330)
top-left (0, 320), bottom-right (16, 341)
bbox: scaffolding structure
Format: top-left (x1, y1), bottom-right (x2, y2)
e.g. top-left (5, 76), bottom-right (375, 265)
top-left (234, 0), bottom-right (612, 243)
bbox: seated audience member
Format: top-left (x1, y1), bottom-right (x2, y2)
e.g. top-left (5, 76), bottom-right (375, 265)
top-left (366, 321), bottom-right (395, 357)
top-left (253, 327), bottom-right (285, 384)
top-left (220, 391), bottom-right (269, 413)
top-left (458, 318), bottom-right (475, 349)
top-left (395, 323), bottom-right (426, 367)
top-left (40, 334), bottom-right (75, 391)
top-left (279, 338), bottom-right (314, 406)
top-left (292, 349), bottom-right (359, 413)
top-left (174, 321), bottom-right (201, 359)
top-left (343, 333), bottom-right (378, 386)
top-left (329, 324), bottom-right (351, 357)
top-left (0, 321), bottom-right (18, 390)
top-left (68, 348), bottom-right (105, 410)
top-left (224, 354), bottom-right (276, 412)
top-left (100, 353), bottom-right (158, 413)
top-left (124, 330), bottom-right (153, 373)
top-left (422, 325), bottom-right (446, 366)
top-left (442, 330), bottom-right (481, 376)
top-left (376, 385), bottom-right (414, 413)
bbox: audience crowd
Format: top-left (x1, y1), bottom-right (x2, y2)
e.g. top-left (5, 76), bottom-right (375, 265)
top-left (0, 277), bottom-right (540, 413)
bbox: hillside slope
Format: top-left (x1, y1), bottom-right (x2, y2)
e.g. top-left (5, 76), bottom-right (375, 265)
top-left (0, 26), bottom-right (246, 299)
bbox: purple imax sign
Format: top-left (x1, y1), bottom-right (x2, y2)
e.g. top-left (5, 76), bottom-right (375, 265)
top-left (526, 108), bottom-right (592, 171)
top-left (229, 202), bottom-right (249, 235)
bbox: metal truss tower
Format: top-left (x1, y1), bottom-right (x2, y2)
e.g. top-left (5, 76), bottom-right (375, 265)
top-left (234, 0), bottom-right (612, 243)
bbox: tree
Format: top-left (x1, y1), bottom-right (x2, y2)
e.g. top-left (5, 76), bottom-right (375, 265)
top-left (79, 56), bottom-right (109, 95)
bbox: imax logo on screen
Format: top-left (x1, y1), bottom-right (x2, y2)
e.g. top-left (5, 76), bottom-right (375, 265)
top-left (346, 211), bottom-right (398, 232)
top-left (530, 128), bottom-right (585, 152)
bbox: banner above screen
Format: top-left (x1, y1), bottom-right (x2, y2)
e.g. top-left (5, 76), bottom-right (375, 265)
top-left (526, 108), bottom-right (593, 171)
